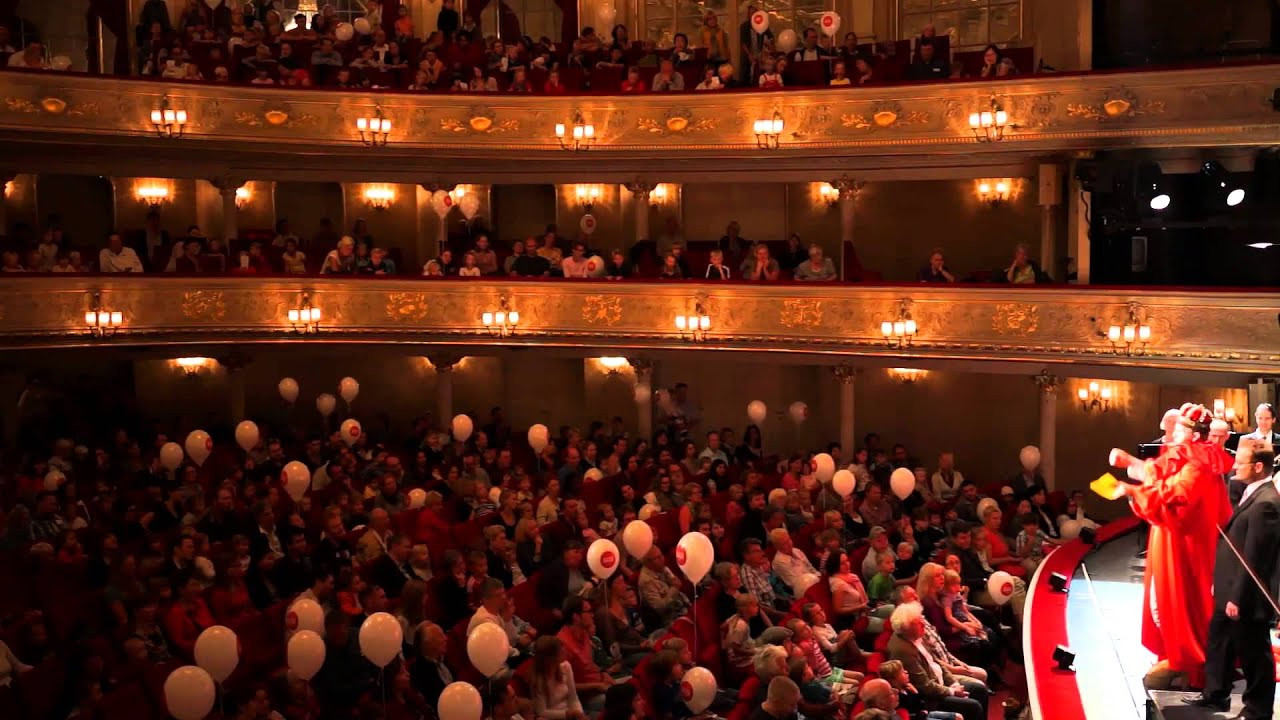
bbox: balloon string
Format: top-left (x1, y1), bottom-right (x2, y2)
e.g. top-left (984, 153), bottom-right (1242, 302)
top-left (692, 584), bottom-right (698, 662)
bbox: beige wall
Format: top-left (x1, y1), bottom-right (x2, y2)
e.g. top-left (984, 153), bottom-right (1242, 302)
top-left (4, 173), bottom-right (42, 235)
top-left (555, 184), bottom-right (626, 247)
top-left (1024, 0), bottom-right (1091, 71)
top-left (112, 177), bottom-right (200, 234)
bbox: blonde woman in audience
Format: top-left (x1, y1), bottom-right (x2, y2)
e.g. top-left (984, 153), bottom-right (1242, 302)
top-left (531, 635), bottom-right (584, 720)
top-left (458, 251), bottom-right (482, 277)
top-left (422, 259), bottom-right (443, 276)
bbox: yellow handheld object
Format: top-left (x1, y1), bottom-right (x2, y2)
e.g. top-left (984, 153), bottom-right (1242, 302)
top-left (1091, 472), bottom-right (1126, 501)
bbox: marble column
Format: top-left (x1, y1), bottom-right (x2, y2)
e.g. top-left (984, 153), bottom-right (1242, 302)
top-left (630, 358), bottom-right (654, 441)
top-left (219, 352), bottom-right (250, 422)
top-left (832, 364), bottom-right (857, 457)
top-left (1067, 161), bottom-right (1091, 284)
top-left (429, 353), bottom-right (463, 428)
top-left (830, 175), bottom-right (864, 281)
top-left (625, 182), bottom-right (656, 245)
top-left (1038, 163), bottom-right (1062, 278)
top-left (211, 176), bottom-right (245, 243)
top-left (1034, 370), bottom-right (1063, 490)
top-left (0, 172), bottom-right (15, 235)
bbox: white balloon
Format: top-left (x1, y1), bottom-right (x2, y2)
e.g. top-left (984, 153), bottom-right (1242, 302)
top-left (819, 11), bottom-right (841, 37)
top-left (287, 597), bottom-right (325, 635)
top-left (194, 556), bottom-right (215, 580)
top-left (527, 424), bottom-right (549, 452)
top-left (459, 193), bottom-right (481, 220)
top-left (431, 189), bottom-right (454, 218)
top-left (358, 611), bottom-right (403, 668)
top-left (335, 22), bottom-right (355, 41)
top-left (339, 376), bottom-right (360, 404)
top-left (682, 666), bottom-right (717, 713)
top-left (43, 469), bottom-right (64, 491)
top-left (776, 28), bottom-right (798, 53)
top-left (676, 531), bottom-right (714, 584)
top-left (340, 418), bottom-right (362, 447)
top-left (438, 682), bottom-right (483, 720)
top-left (750, 9), bottom-right (769, 33)
top-left (282, 461), bottom-right (311, 501)
top-left (890, 467), bottom-right (915, 500)
top-left (622, 520), bottom-right (654, 559)
top-left (353, 17), bottom-right (372, 35)
top-left (1059, 519), bottom-right (1083, 541)
top-left (288, 630), bottom-right (326, 680)
top-left (164, 665), bottom-right (216, 720)
top-left (1019, 445), bottom-right (1041, 472)
top-left (831, 469), bottom-right (855, 498)
top-left (408, 488), bottom-right (427, 509)
top-left (452, 414), bottom-right (474, 443)
top-left (812, 453), bottom-right (835, 482)
top-left (634, 385), bottom-right (650, 404)
top-left (316, 393), bottom-right (336, 418)
top-left (747, 400), bottom-right (767, 425)
top-left (185, 430), bottom-right (212, 467)
top-left (466, 622), bottom-right (510, 677)
top-left (278, 377), bottom-right (299, 404)
top-left (638, 503), bottom-right (661, 521)
top-left (987, 571), bottom-right (1016, 605)
top-left (788, 401), bottom-right (808, 423)
top-left (587, 538), bottom-right (621, 578)
top-left (234, 420), bottom-right (259, 452)
top-left (160, 442), bottom-right (185, 471)
top-left (193, 625), bottom-right (239, 682)
top-left (584, 468), bottom-right (604, 483)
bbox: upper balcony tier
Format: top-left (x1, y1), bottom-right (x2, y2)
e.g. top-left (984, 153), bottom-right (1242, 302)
top-left (3, 62), bottom-right (1280, 179)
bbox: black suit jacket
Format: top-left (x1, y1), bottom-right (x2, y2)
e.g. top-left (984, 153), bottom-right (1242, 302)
top-left (1214, 481), bottom-right (1280, 622)
top-left (370, 552), bottom-right (412, 598)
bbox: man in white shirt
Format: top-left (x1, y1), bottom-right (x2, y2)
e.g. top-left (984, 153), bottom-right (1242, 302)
top-left (467, 578), bottom-right (522, 658)
top-left (790, 29), bottom-right (821, 62)
top-left (768, 528), bottom-right (819, 596)
top-left (99, 233), bottom-right (143, 272)
top-left (931, 452), bottom-right (965, 502)
top-left (697, 430), bottom-right (729, 465)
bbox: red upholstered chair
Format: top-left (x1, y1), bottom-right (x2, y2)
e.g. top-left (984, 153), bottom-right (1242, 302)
top-left (647, 511), bottom-right (681, 551)
top-left (15, 660), bottom-right (64, 720)
top-left (726, 674), bottom-right (762, 720)
top-left (784, 60), bottom-right (826, 87)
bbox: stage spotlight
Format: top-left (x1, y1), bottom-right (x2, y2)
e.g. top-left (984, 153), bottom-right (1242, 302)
top-left (1201, 161), bottom-right (1245, 207)
top-left (1049, 572), bottom-right (1069, 593)
top-left (1052, 645), bottom-right (1076, 672)
top-left (1137, 162), bottom-right (1170, 210)
top-left (1079, 526), bottom-right (1097, 546)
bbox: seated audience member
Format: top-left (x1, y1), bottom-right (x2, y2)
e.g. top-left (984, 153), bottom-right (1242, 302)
top-left (562, 242), bottom-right (595, 278)
top-left (658, 253), bottom-right (684, 280)
top-left (604, 249), bottom-right (632, 279)
top-left (511, 236), bottom-right (552, 277)
top-left (716, 63), bottom-right (737, 88)
top-left (752, 676), bottom-right (803, 720)
top-left (472, 235), bottom-right (499, 275)
top-left (723, 591), bottom-right (763, 676)
top-left (853, 56), bottom-right (877, 85)
top-left (794, 244), bottom-right (837, 281)
top-left (769, 528), bottom-right (819, 596)
top-left (695, 67), bottom-right (721, 90)
top-left (458, 251), bottom-right (482, 277)
top-left (704, 249), bottom-right (731, 280)
top-left (99, 233), bottom-right (143, 273)
top-left (532, 635), bottom-right (586, 719)
top-left (790, 29), bottom-right (822, 62)
top-left (409, 623), bottom-right (452, 707)
top-left (652, 59), bottom-right (685, 91)
top-left (907, 39), bottom-right (947, 81)
top-left (885, 603), bottom-right (987, 720)
top-left (918, 248), bottom-right (957, 283)
top-left (758, 55), bottom-right (783, 88)
top-left (1014, 512), bottom-right (1061, 574)
top-left (1004, 243), bottom-right (1049, 284)
top-left (638, 546), bottom-right (691, 626)
top-left (829, 60), bottom-right (851, 86)
top-left (740, 244), bottom-right (781, 281)
top-left (556, 596), bottom-right (614, 711)
top-left (620, 66), bottom-right (646, 92)
top-left (977, 45), bottom-right (1001, 78)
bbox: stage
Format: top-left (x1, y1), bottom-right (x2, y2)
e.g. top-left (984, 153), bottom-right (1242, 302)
top-left (1063, 528), bottom-right (1280, 720)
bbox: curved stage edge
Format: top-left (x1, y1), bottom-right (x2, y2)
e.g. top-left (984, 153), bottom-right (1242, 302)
top-left (1025, 515), bottom-right (1143, 720)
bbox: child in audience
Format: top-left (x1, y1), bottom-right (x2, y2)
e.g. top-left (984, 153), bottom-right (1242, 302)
top-left (867, 552), bottom-right (896, 604)
top-left (597, 503), bottom-right (618, 538)
top-left (464, 549), bottom-right (489, 604)
top-left (879, 660), bottom-right (958, 720)
top-left (789, 656), bottom-right (835, 707)
top-left (647, 649), bottom-right (690, 720)
top-left (790, 619), bottom-right (862, 695)
top-left (705, 249), bottom-right (731, 280)
top-left (1015, 512), bottom-right (1060, 573)
top-left (458, 251), bottom-right (481, 277)
top-left (802, 602), bottom-right (864, 665)
top-left (893, 541), bottom-right (921, 586)
top-left (422, 260), bottom-right (443, 276)
top-left (722, 592), bottom-right (761, 676)
top-left (758, 55), bottom-right (783, 89)
top-left (394, 4), bottom-right (415, 42)
top-left (941, 569), bottom-right (986, 640)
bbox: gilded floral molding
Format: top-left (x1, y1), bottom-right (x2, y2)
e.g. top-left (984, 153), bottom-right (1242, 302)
top-left (2, 277), bottom-right (1279, 374)
top-left (3, 64), bottom-right (1279, 158)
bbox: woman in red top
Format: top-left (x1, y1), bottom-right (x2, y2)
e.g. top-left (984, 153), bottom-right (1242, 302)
top-left (209, 556), bottom-right (256, 625)
top-left (979, 507), bottom-right (1026, 579)
top-left (164, 573), bottom-right (216, 660)
top-left (620, 66), bottom-right (646, 92)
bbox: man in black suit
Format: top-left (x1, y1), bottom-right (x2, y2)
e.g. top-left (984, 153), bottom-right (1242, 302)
top-left (1226, 404), bottom-right (1279, 504)
top-left (1192, 439), bottom-right (1280, 719)
top-left (370, 532), bottom-right (415, 599)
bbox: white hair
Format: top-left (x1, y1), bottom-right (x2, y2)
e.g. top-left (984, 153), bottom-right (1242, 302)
top-left (1210, 419), bottom-right (1230, 433)
top-left (889, 601), bottom-right (923, 634)
top-left (767, 528), bottom-right (790, 547)
top-left (753, 645), bottom-right (788, 680)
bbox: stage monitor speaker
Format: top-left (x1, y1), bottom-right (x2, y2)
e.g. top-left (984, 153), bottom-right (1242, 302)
top-left (1052, 645), bottom-right (1076, 672)
top-left (1049, 572), bottom-right (1069, 593)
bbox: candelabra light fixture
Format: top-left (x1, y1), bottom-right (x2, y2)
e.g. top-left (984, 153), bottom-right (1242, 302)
top-left (150, 97), bottom-right (188, 138)
top-left (288, 293), bottom-right (321, 334)
top-left (597, 357), bottom-right (630, 375)
top-left (482, 295), bottom-right (519, 337)
top-left (555, 112), bottom-right (595, 150)
top-left (818, 182), bottom-right (839, 207)
top-left (356, 107), bottom-right (392, 146)
top-left (674, 300), bottom-right (711, 342)
top-left (968, 98), bottom-right (1009, 142)
top-left (650, 184), bottom-right (671, 206)
top-left (753, 112), bottom-right (784, 149)
top-left (574, 184), bottom-right (602, 213)
top-left (136, 184), bottom-right (170, 208)
top-left (1098, 302), bottom-right (1151, 355)
top-left (890, 368), bottom-right (927, 384)
top-left (976, 179), bottom-right (1011, 206)
top-left (173, 357), bottom-right (213, 377)
top-left (879, 300), bottom-right (917, 348)
top-left (1077, 381), bottom-right (1112, 413)
top-left (1212, 398), bottom-right (1240, 428)
top-left (364, 186), bottom-right (395, 211)
top-left (84, 293), bottom-right (123, 337)
top-left (234, 186), bottom-right (251, 209)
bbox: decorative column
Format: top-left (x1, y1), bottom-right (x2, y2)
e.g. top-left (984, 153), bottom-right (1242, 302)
top-left (830, 175), bottom-right (864, 281)
top-left (218, 352), bottom-right (251, 422)
top-left (630, 358), bottom-right (654, 441)
top-left (211, 176), bottom-right (245, 243)
top-left (1038, 163), bottom-right (1062, 279)
top-left (832, 364), bottom-right (857, 457)
top-left (1033, 370), bottom-right (1063, 490)
top-left (625, 181), bottom-right (656, 246)
top-left (429, 353), bottom-right (463, 427)
top-left (1067, 160), bottom-right (1091, 284)
top-left (0, 172), bottom-right (15, 235)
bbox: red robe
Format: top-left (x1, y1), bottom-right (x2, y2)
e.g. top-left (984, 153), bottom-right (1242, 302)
top-left (1128, 441), bottom-right (1233, 687)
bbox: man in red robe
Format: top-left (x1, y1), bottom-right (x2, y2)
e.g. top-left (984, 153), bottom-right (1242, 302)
top-left (1110, 403), bottom-right (1233, 689)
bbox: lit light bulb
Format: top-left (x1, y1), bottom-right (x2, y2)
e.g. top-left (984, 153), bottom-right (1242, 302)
top-left (881, 321), bottom-right (892, 337)
top-left (1100, 386), bottom-right (1112, 400)
top-left (675, 315), bottom-right (687, 331)
top-left (289, 309), bottom-right (301, 324)
top-left (482, 312), bottom-right (494, 326)
top-left (1077, 388), bottom-right (1088, 401)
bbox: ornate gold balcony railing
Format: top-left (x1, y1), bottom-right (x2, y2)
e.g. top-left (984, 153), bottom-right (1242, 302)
top-left (4, 276), bottom-right (1278, 373)
top-left (1, 63), bottom-right (1279, 177)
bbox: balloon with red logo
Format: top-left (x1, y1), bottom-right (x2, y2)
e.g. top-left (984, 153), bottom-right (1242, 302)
top-left (676, 531), bottom-right (714, 584)
top-left (819, 11), bottom-right (841, 37)
top-left (586, 255), bottom-right (606, 277)
top-left (282, 461), bottom-right (311, 502)
top-left (812, 452), bottom-right (835, 483)
top-left (579, 214), bottom-right (597, 236)
top-left (340, 418), bottom-right (362, 447)
top-left (185, 430), bottom-right (212, 467)
top-left (987, 571), bottom-right (1015, 605)
top-left (682, 666), bottom-right (717, 713)
top-left (789, 401), bottom-right (808, 423)
top-left (750, 10), bottom-right (769, 33)
top-left (287, 597), bottom-right (325, 635)
top-left (587, 538), bottom-right (620, 579)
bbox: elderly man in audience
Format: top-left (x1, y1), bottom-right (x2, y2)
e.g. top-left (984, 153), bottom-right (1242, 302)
top-left (769, 528), bottom-right (820, 596)
top-left (638, 545), bottom-right (691, 626)
top-left (740, 537), bottom-right (788, 619)
top-left (99, 232), bottom-right (143, 272)
top-left (793, 244), bottom-right (837, 281)
top-left (886, 603), bottom-right (988, 720)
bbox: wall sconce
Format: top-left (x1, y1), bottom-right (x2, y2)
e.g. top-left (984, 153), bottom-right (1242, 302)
top-left (817, 183), bottom-right (839, 208)
top-left (173, 357), bottom-right (213, 377)
top-left (555, 111), bottom-right (595, 150)
top-left (364, 186), bottom-right (395, 211)
top-left (675, 300), bottom-right (711, 342)
top-left (574, 184), bottom-right (602, 213)
top-left (597, 356), bottom-right (630, 374)
top-left (968, 98), bottom-right (1009, 142)
top-left (889, 368), bottom-right (927, 384)
top-left (1096, 302), bottom-right (1151, 355)
top-left (650, 184), bottom-right (672, 206)
top-left (234, 186), bottom-right (251, 209)
top-left (879, 300), bottom-right (917, 349)
top-left (976, 179), bottom-right (1012, 206)
top-left (357, 107), bottom-right (392, 146)
top-left (84, 292), bottom-right (123, 337)
top-left (150, 97), bottom-right (188, 138)
top-left (753, 112), bottom-right (784, 149)
top-left (288, 292), bottom-right (321, 334)
top-left (1077, 381), bottom-right (1112, 413)
top-left (482, 295), bottom-right (519, 337)
top-left (1212, 398), bottom-right (1240, 429)
top-left (136, 184), bottom-right (170, 208)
